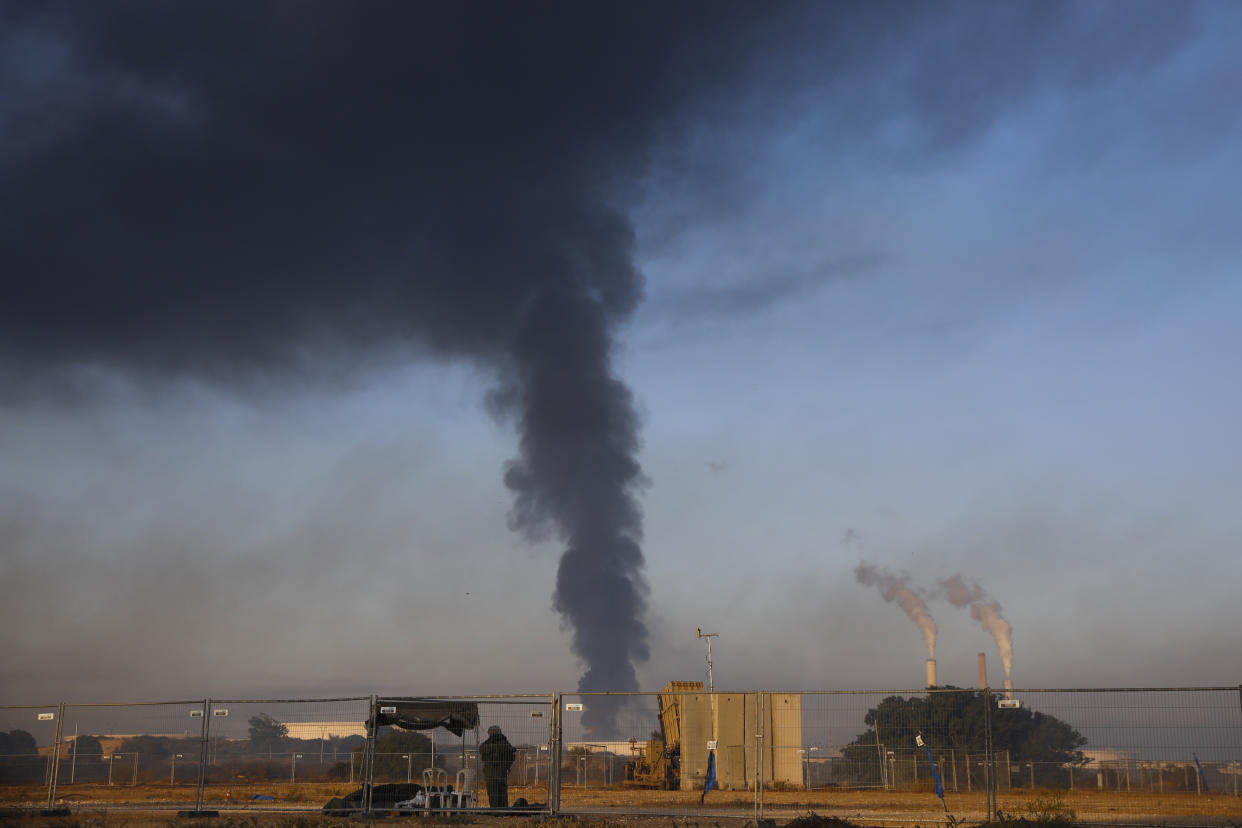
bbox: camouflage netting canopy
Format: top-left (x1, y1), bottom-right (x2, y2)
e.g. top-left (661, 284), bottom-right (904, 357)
top-left (374, 699), bottom-right (480, 737)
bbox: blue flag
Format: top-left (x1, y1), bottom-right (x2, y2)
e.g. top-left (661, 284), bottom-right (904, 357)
top-left (704, 749), bottom-right (717, 794)
top-left (917, 734), bottom-right (945, 802)
top-left (1193, 753), bottom-right (1211, 794)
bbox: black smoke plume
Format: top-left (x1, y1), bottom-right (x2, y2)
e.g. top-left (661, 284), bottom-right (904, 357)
top-left (0, 2), bottom-right (773, 735)
top-left (4, 1), bottom-right (1193, 732)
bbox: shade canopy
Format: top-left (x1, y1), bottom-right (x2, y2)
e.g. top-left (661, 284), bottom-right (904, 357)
top-left (374, 699), bottom-right (480, 737)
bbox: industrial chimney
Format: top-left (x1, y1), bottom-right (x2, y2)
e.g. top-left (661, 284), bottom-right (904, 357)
top-left (977, 652), bottom-right (987, 688)
top-left (926, 658), bottom-right (937, 688)
top-left (1003, 677), bottom-right (1013, 699)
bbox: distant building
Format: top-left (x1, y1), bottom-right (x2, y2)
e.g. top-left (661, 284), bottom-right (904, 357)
top-left (1081, 748), bottom-right (1137, 767)
top-left (566, 741), bottom-right (647, 756)
top-left (283, 721), bottom-right (368, 740)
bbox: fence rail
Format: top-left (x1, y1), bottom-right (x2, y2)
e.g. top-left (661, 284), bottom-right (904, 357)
top-left (2, 686), bottom-right (1239, 825)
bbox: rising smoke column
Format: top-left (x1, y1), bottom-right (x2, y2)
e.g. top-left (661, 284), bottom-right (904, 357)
top-left (0, 3), bottom-right (780, 736)
top-left (499, 288), bottom-right (651, 728)
top-left (854, 563), bottom-right (938, 658)
top-left (940, 575), bottom-right (1014, 683)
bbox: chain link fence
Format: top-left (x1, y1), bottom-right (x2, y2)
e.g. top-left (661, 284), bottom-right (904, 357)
top-left (2, 686), bottom-right (1239, 824)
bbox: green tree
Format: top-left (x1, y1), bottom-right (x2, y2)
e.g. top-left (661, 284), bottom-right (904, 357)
top-left (370, 727), bottom-right (436, 782)
top-left (0, 730), bottom-right (37, 755)
top-left (119, 734), bottom-right (172, 758)
top-left (248, 713), bottom-right (289, 755)
top-left (839, 688), bottom-right (1086, 788)
top-left (73, 734), bottom-right (104, 758)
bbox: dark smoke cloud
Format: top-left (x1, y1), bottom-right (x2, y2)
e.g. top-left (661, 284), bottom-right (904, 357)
top-left (0, 1), bottom-right (778, 734)
top-left (1, 0), bottom-right (1212, 730)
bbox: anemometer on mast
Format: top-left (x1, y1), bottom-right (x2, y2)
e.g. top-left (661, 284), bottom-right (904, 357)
top-left (695, 627), bottom-right (719, 691)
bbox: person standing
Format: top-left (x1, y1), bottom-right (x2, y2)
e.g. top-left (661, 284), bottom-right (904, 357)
top-left (480, 725), bottom-right (517, 808)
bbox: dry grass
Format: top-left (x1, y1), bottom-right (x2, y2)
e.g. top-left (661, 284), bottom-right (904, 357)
top-left (4, 780), bottom-right (1241, 825)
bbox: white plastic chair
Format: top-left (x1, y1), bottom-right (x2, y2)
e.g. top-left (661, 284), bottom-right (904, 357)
top-left (421, 767), bottom-right (448, 814)
top-left (450, 767), bottom-right (477, 810)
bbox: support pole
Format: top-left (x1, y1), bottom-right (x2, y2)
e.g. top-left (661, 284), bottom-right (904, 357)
top-left (874, 727), bottom-right (887, 790)
top-left (70, 722), bottom-right (78, 786)
top-left (195, 700), bottom-right (211, 812)
top-left (983, 688), bottom-right (994, 822)
top-left (363, 695), bottom-right (378, 815)
top-left (549, 693), bottom-right (563, 815)
top-left (45, 702), bottom-right (65, 812)
top-left (753, 690), bottom-right (763, 824)
top-left (695, 629), bottom-right (719, 691)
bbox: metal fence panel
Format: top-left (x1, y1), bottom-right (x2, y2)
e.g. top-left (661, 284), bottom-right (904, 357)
top-left (787, 689), bottom-right (997, 823)
top-left (43, 701), bottom-right (206, 811)
top-left (0, 703), bottom-right (61, 804)
top-left (3, 686), bottom-right (1239, 823)
top-left (987, 687), bottom-right (1242, 824)
top-left (187, 697), bottom-right (370, 812)
top-left (370, 694), bottom-right (555, 815)
top-left (556, 690), bottom-right (770, 820)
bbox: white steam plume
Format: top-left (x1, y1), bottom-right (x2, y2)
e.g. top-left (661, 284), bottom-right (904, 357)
top-left (855, 562), bottom-right (937, 658)
top-left (940, 574), bottom-right (1013, 680)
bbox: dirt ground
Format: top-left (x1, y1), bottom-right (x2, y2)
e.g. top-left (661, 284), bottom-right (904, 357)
top-left (4, 781), bottom-right (1241, 826)
top-left (559, 784), bottom-right (1242, 824)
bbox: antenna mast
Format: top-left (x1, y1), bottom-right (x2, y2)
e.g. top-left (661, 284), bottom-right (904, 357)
top-left (695, 627), bottom-right (719, 692)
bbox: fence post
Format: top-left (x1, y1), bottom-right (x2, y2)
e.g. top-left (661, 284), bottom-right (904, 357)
top-left (362, 695), bottom-right (377, 814)
top-left (752, 691), bottom-right (758, 820)
top-left (193, 698), bottom-right (210, 813)
top-left (549, 692), bottom-right (563, 815)
top-left (44, 701), bottom-right (65, 812)
top-left (753, 689), bottom-right (765, 823)
top-left (874, 724), bottom-right (887, 790)
top-left (983, 687), bottom-right (994, 822)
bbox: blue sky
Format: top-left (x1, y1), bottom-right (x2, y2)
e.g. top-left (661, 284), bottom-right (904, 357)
top-left (2, 2), bottom-right (1240, 704)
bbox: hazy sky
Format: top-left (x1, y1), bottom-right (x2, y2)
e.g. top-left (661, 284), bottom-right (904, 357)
top-left (2, 2), bottom-right (1240, 706)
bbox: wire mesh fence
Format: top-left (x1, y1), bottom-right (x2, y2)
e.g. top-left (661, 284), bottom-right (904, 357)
top-left (192, 697), bottom-right (371, 811)
top-left (0, 704), bottom-right (60, 792)
top-left (985, 688), bottom-right (1242, 822)
top-left (56, 700), bottom-right (207, 808)
top-left (2, 686), bottom-right (1239, 824)
top-left (797, 689), bottom-right (995, 794)
top-left (367, 695), bottom-right (555, 812)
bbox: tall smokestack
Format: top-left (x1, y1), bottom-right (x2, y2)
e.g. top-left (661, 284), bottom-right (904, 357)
top-left (926, 658), bottom-right (937, 688)
top-left (977, 652), bottom-right (988, 688)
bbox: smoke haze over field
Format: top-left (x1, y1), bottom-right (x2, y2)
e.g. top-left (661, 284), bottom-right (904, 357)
top-left (2, 2), bottom-right (1242, 704)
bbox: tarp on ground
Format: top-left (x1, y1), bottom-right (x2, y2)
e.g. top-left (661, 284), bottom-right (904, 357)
top-left (374, 699), bottom-right (480, 737)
